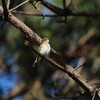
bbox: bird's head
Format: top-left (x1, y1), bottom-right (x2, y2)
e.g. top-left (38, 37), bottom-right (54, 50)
top-left (42, 38), bottom-right (49, 43)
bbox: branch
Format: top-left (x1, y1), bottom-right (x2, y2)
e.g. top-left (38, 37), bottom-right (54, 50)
top-left (70, 11), bottom-right (100, 17)
top-left (12, 10), bottom-right (60, 17)
top-left (40, 0), bottom-right (100, 17)
top-left (7, 0), bottom-right (11, 9)
top-left (11, 10), bottom-right (100, 17)
top-left (8, 12), bottom-right (42, 45)
top-left (40, 0), bottom-right (64, 15)
top-left (10, 0), bottom-right (30, 11)
top-left (3, 82), bottom-right (28, 100)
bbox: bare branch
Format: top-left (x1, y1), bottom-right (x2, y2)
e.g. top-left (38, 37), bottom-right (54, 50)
top-left (30, 1), bottom-right (45, 19)
top-left (8, 13), bottom-right (42, 45)
top-left (12, 10), bottom-right (58, 17)
top-left (7, 0), bottom-right (11, 9)
top-left (40, 0), bottom-right (65, 15)
top-left (70, 11), bottom-right (100, 17)
top-left (10, 0), bottom-right (30, 11)
top-left (12, 10), bottom-right (100, 17)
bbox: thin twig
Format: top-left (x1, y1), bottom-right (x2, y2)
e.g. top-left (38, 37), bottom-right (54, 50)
top-left (12, 10), bottom-right (59, 17)
top-left (30, 1), bottom-right (45, 19)
top-left (41, 0), bottom-right (64, 14)
top-left (7, 0), bottom-right (11, 9)
top-left (72, 62), bottom-right (85, 74)
top-left (10, 0), bottom-right (30, 11)
top-left (92, 88), bottom-right (97, 100)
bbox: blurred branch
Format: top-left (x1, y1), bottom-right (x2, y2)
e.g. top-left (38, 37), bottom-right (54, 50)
top-left (66, 27), bottom-right (99, 60)
top-left (3, 82), bottom-right (28, 100)
top-left (40, 0), bottom-right (64, 15)
top-left (78, 28), bottom-right (97, 46)
top-left (7, 0), bottom-right (11, 9)
top-left (40, 0), bottom-right (71, 16)
top-left (10, 0), bottom-right (30, 11)
top-left (11, 10), bottom-right (100, 17)
top-left (0, 0), bottom-right (98, 18)
top-left (8, 0), bottom-right (100, 17)
top-left (40, 0), bottom-right (100, 17)
top-left (29, 1), bottom-right (45, 19)
top-left (12, 10), bottom-right (59, 17)
top-left (70, 11), bottom-right (100, 17)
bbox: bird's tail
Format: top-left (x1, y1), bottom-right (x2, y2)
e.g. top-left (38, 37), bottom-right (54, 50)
top-left (32, 56), bottom-right (43, 67)
top-left (32, 56), bottom-right (39, 67)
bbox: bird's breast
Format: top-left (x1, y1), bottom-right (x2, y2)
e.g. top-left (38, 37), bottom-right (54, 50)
top-left (40, 44), bottom-right (51, 55)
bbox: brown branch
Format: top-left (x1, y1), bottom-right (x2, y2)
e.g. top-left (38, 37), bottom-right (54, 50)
top-left (8, 12), bottom-right (42, 45)
top-left (3, 82), bottom-right (29, 100)
top-left (40, 0), bottom-right (100, 17)
top-left (10, 0), bottom-right (30, 11)
top-left (70, 11), bottom-right (100, 17)
top-left (2, 0), bottom-right (99, 18)
top-left (40, 0), bottom-right (64, 15)
top-left (7, 0), bottom-right (11, 9)
top-left (11, 10), bottom-right (100, 17)
top-left (12, 10), bottom-right (59, 17)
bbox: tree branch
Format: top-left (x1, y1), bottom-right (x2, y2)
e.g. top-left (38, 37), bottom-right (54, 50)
top-left (10, 0), bottom-right (30, 11)
top-left (40, 0), bottom-right (64, 15)
top-left (7, 0), bottom-right (11, 9)
top-left (11, 10), bottom-right (100, 17)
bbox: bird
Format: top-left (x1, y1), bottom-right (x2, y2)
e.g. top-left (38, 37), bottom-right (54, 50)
top-left (33, 38), bottom-right (51, 67)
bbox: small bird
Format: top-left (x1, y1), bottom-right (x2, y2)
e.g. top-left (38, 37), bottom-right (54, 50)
top-left (33, 38), bottom-right (51, 67)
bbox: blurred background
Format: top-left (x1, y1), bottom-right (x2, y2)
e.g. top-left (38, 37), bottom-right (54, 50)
top-left (0, 0), bottom-right (100, 100)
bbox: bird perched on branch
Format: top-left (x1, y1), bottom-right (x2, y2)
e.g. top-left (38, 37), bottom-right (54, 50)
top-left (33, 38), bottom-right (51, 67)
